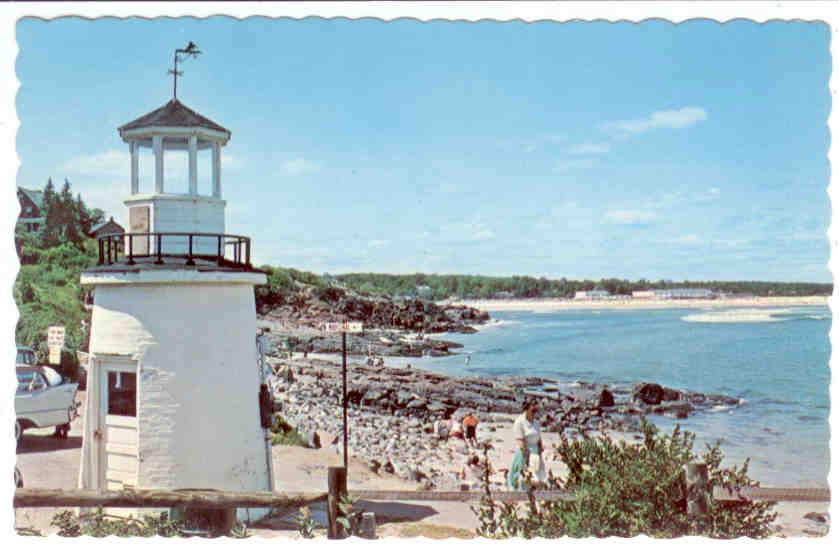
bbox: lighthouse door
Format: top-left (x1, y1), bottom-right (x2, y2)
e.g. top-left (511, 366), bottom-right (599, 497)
top-left (97, 361), bottom-right (139, 491)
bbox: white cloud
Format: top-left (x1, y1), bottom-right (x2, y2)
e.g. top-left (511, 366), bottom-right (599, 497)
top-left (602, 107), bottom-right (708, 135)
top-left (440, 217), bottom-right (496, 242)
top-left (553, 158), bottom-right (599, 173)
top-left (63, 149), bottom-right (127, 178)
top-left (604, 209), bottom-right (657, 225)
top-left (568, 143), bottom-right (610, 155)
top-left (367, 239), bottom-right (389, 248)
top-left (672, 234), bottom-right (703, 246)
top-left (279, 158), bottom-right (322, 176)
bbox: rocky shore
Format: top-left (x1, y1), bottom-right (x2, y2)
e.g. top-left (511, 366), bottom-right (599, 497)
top-left (259, 289), bottom-right (490, 358)
top-left (265, 354), bottom-right (741, 491)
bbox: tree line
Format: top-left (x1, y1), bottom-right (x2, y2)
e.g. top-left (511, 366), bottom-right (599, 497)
top-left (333, 273), bottom-right (831, 300)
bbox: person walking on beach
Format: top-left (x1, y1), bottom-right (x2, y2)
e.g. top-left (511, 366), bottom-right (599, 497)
top-left (449, 416), bottom-right (464, 440)
top-left (462, 412), bottom-right (479, 447)
top-left (507, 399), bottom-right (546, 490)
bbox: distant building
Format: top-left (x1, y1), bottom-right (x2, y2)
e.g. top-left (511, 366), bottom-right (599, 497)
top-left (653, 288), bottom-right (715, 299)
top-left (632, 290), bottom-right (656, 299)
top-left (574, 289), bottom-right (611, 300)
top-left (88, 216), bottom-right (125, 238)
top-left (16, 187), bottom-right (45, 233)
top-left (415, 285), bottom-right (433, 298)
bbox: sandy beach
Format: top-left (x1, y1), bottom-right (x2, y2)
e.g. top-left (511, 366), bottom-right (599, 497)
top-left (455, 295), bottom-right (829, 312)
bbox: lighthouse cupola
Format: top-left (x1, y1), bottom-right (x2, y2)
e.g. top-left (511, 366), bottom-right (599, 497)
top-left (118, 99), bottom-right (230, 254)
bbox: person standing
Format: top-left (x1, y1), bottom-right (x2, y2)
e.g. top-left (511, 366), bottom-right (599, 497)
top-left (462, 412), bottom-right (479, 446)
top-left (507, 399), bottom-right (546, 490)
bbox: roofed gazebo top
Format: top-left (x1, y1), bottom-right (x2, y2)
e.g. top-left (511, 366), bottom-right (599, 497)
top-left (118, 99), bottom-right (230, 143)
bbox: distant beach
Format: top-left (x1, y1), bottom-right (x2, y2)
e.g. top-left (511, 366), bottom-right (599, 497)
top-left (454, 295), bottom-right (829, 312)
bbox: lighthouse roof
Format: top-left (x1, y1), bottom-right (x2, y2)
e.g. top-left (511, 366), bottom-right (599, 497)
top-left (119, 99), bottom-right (230, 135)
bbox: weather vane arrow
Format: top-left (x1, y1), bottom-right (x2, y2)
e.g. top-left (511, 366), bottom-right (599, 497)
top-left (167, 41), bottom-right (202, 99)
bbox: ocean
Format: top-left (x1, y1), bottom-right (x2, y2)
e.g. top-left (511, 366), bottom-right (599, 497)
top-left (411, 305), bottom-right (831, 487)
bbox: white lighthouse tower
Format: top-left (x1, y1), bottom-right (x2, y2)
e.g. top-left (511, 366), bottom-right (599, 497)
top-left (77, 89), bottom-right (273, 521)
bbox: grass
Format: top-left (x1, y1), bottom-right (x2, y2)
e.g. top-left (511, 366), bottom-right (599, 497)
top-left (380, 522), bottom-right (475, 539)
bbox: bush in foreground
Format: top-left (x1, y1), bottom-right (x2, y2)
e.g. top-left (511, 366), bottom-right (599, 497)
top-left (269, 414), bottom-right (307, 447)
top-left (474, 420), bottom-right (777, 538)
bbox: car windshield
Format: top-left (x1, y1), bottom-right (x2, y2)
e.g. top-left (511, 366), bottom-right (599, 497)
top-left (16, 350), bottom-right (35, 365)
top-left (40, 366), bottom-right (63, 387)
top-left (16, 370), bottom-right (37, 393)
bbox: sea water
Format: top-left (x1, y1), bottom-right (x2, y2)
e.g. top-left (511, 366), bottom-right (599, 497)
top-left (415, 306), bottom-right (831, 487)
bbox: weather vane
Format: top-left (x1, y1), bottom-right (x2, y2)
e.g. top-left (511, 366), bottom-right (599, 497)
top-left (167, 41), bottom-right (201, 99)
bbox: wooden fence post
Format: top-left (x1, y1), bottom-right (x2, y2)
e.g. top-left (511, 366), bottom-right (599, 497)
top-left (359, 512), bottom-right (377, 539)
top-left (327, 466), bottom-right (347, 539)
top-left (684, 462), bottom-right (710, 518)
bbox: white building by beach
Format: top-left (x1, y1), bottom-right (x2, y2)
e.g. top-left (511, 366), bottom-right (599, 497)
top-left (78, 96), bottom-right (272, 524)
top-left (631, 290), bottom-right (656, 299)
top-left (574, 289), bottom-right (611, 300)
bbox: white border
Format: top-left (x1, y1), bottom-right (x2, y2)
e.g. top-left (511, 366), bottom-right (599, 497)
top-left (1, 3), bottom-right (835, 544)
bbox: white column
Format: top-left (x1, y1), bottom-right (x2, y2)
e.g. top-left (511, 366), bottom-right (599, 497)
top-left (188, 135), bottom-right (198, 195)
top-left (129, 141), bottom-right (139, 195)
top-left (153, 135), bottom-right (164, 194)
top-left (212, 142), bottom-right (221, 198)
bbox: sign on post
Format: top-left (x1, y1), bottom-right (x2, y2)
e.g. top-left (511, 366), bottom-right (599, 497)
top-left (47, 325), bottom-right (66, 364)
top-left (322, 321), bottom-right (364, 334)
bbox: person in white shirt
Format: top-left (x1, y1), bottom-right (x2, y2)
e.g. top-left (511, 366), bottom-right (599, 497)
top-left (508, 399), bottom-right (546, 489)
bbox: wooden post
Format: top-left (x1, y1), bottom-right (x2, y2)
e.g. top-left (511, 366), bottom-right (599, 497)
top-left (359, 512), bottom-right (376, 539)
top-left (684, 462), bottom-right (710, 518)
top-left (327, 466), bottom-right (347, 539)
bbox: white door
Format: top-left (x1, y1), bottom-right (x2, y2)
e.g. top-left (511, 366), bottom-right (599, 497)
top-left (98, 362), bottom-right (138, 491)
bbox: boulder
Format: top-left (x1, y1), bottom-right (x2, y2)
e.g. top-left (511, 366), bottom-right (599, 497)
top-left (804, 512), bottom-right (829, 524)
top-left (598, 388), bottom-right (615, 407)
top-left (632, 383), bottom-right (682, 405)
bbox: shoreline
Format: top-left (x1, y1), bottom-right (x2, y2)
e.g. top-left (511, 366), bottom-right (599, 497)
top-left (453, 295), bottom-right (829, 312)
top-left (264, 356), bottom-right (828, 538)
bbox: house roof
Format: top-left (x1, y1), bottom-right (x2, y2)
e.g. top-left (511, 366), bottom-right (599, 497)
top-left (119, 99), bottom-right (229, 134)
top-left (90, 216), bottom-right (124, 234)
top-left (17, 187), bottom-right (44, 209)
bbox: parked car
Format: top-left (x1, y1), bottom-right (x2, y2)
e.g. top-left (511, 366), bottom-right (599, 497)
top-left (15, 365), bottom-right (79, 441)
top-left (15, 345), bottom-right (38, 367)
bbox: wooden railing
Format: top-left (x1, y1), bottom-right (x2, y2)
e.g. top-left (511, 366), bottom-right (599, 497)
top-left (13, 463), bottom-right (830, 540)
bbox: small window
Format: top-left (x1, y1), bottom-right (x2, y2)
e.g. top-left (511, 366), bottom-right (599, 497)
top-left (25, 206), bottom-right (31, 214)
top-left (107, 371), bottom-right (137, 417)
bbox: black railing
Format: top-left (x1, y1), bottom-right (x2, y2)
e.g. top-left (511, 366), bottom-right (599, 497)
top-left (97, 232), bottom-right (252, 269)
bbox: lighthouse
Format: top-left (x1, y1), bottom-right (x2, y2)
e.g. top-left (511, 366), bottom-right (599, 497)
top-left (77, 86), bottom-right (273, 521)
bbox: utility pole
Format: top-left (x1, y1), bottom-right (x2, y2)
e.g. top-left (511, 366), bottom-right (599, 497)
top-left (342, 330), bottom-right (348, 469)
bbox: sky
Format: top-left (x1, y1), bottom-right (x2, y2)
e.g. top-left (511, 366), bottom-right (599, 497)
top-left (14, 17), bottom-right (832, 282)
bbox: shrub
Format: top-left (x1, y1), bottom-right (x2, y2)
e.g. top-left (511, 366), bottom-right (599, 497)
top-left (269, 414), bottom-right (307, 447)
top-left (474, 419), bottom-right (777, 538)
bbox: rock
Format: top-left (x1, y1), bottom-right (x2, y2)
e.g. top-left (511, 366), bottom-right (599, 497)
top-left (382, 461), bottom-right (395, 474)
top-left (368, 459), bottom-right (381, 474)
top-left (804, 512), bottom-right (828, 524)
top-left (598, 388), bottom-right (615, 408)
top-left (632, 383), bottom-right (682, 405)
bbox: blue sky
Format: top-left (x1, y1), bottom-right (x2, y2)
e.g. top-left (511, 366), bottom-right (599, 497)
top-left (15, 17), bottom-right (831, 282)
